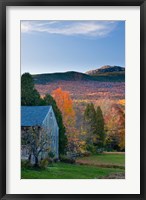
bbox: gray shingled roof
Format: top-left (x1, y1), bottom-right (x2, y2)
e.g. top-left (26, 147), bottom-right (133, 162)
top-left (21, 106), bottom-right (51, 126)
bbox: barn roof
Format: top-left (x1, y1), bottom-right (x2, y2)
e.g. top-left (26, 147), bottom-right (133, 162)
top-left (21, 106), bottom-right (51, 126)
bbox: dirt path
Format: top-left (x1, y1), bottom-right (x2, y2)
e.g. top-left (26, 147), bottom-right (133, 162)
top-left (103, 152), bottom-right (125, 155)
top-left (101, 172), bottom-right (125, 179)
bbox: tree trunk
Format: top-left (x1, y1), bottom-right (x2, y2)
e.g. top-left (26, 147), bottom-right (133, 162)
top-left (34, 156), bottom-right (39, 168)
top-left (28, 154), bottom-right (31, 163)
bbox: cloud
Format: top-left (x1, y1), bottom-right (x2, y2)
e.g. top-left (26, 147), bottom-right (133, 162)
top-left (21, 20), bottom-right (118, 37)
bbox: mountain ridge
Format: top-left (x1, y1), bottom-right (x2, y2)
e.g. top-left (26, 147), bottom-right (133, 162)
top-left (33, 71), bottom-right (95, 84)
top-left (32, 66), bottom-right (125, 84)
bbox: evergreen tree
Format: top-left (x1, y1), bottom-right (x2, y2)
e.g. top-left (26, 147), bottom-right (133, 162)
top-left (83, 103), bottom-right (97, 145)
top-left (43, 94), bottom-right (67, 155)
top-left (84, 104), bottom-right (105, 150)
top-left (21, 73), bottom-right (41, 106)
top-left (96, 106), bottom-right (105, 148)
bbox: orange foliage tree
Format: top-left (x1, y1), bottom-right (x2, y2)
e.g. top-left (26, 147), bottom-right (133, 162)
top-left (52, 88), bottom-right (75, 128)
top-left (52, 88), bottom-right (79, 152)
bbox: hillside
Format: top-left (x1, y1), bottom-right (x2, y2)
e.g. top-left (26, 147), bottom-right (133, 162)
top-left (33, 71), bottom-right (95, 84)
top-left (35, 80), bottom-right (125, 129)
top-left (32, 68), bottom-right (125, 84)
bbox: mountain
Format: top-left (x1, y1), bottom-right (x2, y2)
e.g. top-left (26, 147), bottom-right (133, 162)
top-left (32, 66), bottom-right (125, 84)
top-left (33, 71), bottom-right (95, 84)
top-left (85, 65), bottom-right (125, 82)
top-left (86, 65), bottom-right (125, 75)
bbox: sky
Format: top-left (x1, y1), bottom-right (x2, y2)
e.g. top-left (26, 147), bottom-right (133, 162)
top-left (21, 20), bottom-right (125, 74)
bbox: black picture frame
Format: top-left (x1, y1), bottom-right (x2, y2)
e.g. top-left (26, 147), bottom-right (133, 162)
top-left (0, 0), bottom-right (145, 199)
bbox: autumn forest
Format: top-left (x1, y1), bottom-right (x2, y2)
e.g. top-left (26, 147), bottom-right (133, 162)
top-left (35, 78), bottom-right (125, 154)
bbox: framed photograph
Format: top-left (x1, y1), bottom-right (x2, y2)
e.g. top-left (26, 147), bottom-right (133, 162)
top-left (0, 0), bottom-right (145, 199)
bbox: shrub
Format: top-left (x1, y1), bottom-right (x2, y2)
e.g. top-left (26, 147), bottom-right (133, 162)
top-left (60, 155), bottom-right (75, 164)
top-left (54, 158), bottom-right (59, 163)
top-left (39, 158), bottom-right (49, 169)
top-left (21, 160), bottom-right (32, 169)
top-left (86, 144), bottom-right (97, 154)
top-left (48, 157), bottom-right (54, 164)
top-left (96, 147), bottom-right (104, 154)
top-left (48, 151), bottom-right (55, 159)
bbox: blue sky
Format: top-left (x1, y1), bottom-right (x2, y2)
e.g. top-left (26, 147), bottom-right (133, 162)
top-left (21, 20), bottom-right (125, 74)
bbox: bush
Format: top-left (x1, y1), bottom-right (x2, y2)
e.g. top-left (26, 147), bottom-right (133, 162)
top-left (54, 158), bottom-right (59, 163)
top-left (96, 148), bottom-right (104, 154)
top-left (39, 159), bottom-right (49, 169)
top-left (86, 144), bottom-right (97, 154)
top-left (21, 160), bottom-right (32, 169)
top-left (60, 155), bottom-right (75, 164)
top-left (48, 157), bottom-right (54, 164)
top-left (48, 151), bottom-right (55, 159)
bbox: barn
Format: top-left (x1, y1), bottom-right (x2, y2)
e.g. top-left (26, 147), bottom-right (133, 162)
top-left (21, 106), bottom-right (59, 163)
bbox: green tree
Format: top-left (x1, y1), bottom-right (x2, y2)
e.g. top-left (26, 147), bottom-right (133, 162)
top-left (96, 106), bottom-right (105, 148)
top-left (83, 103), bottom-right (97, 145)
top-left (43, 94), bottom-right (67, 155)
top-left (21, 73), bottom-right (40, 106)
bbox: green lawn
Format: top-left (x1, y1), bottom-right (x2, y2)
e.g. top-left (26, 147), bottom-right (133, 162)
top-left (76, 153), bottom-right (125, 168)
top-left (21, 162), bottom-right (124, 179)
top-left (21, 153), bottom-right (125, 179)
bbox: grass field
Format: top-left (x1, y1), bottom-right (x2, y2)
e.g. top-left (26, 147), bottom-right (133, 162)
top-left (21, 153), bottom-right (125, 179)
top-left (76, 153), bottom-right (125, 169)
top-left (21, 162), bottom-right (124, 179)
